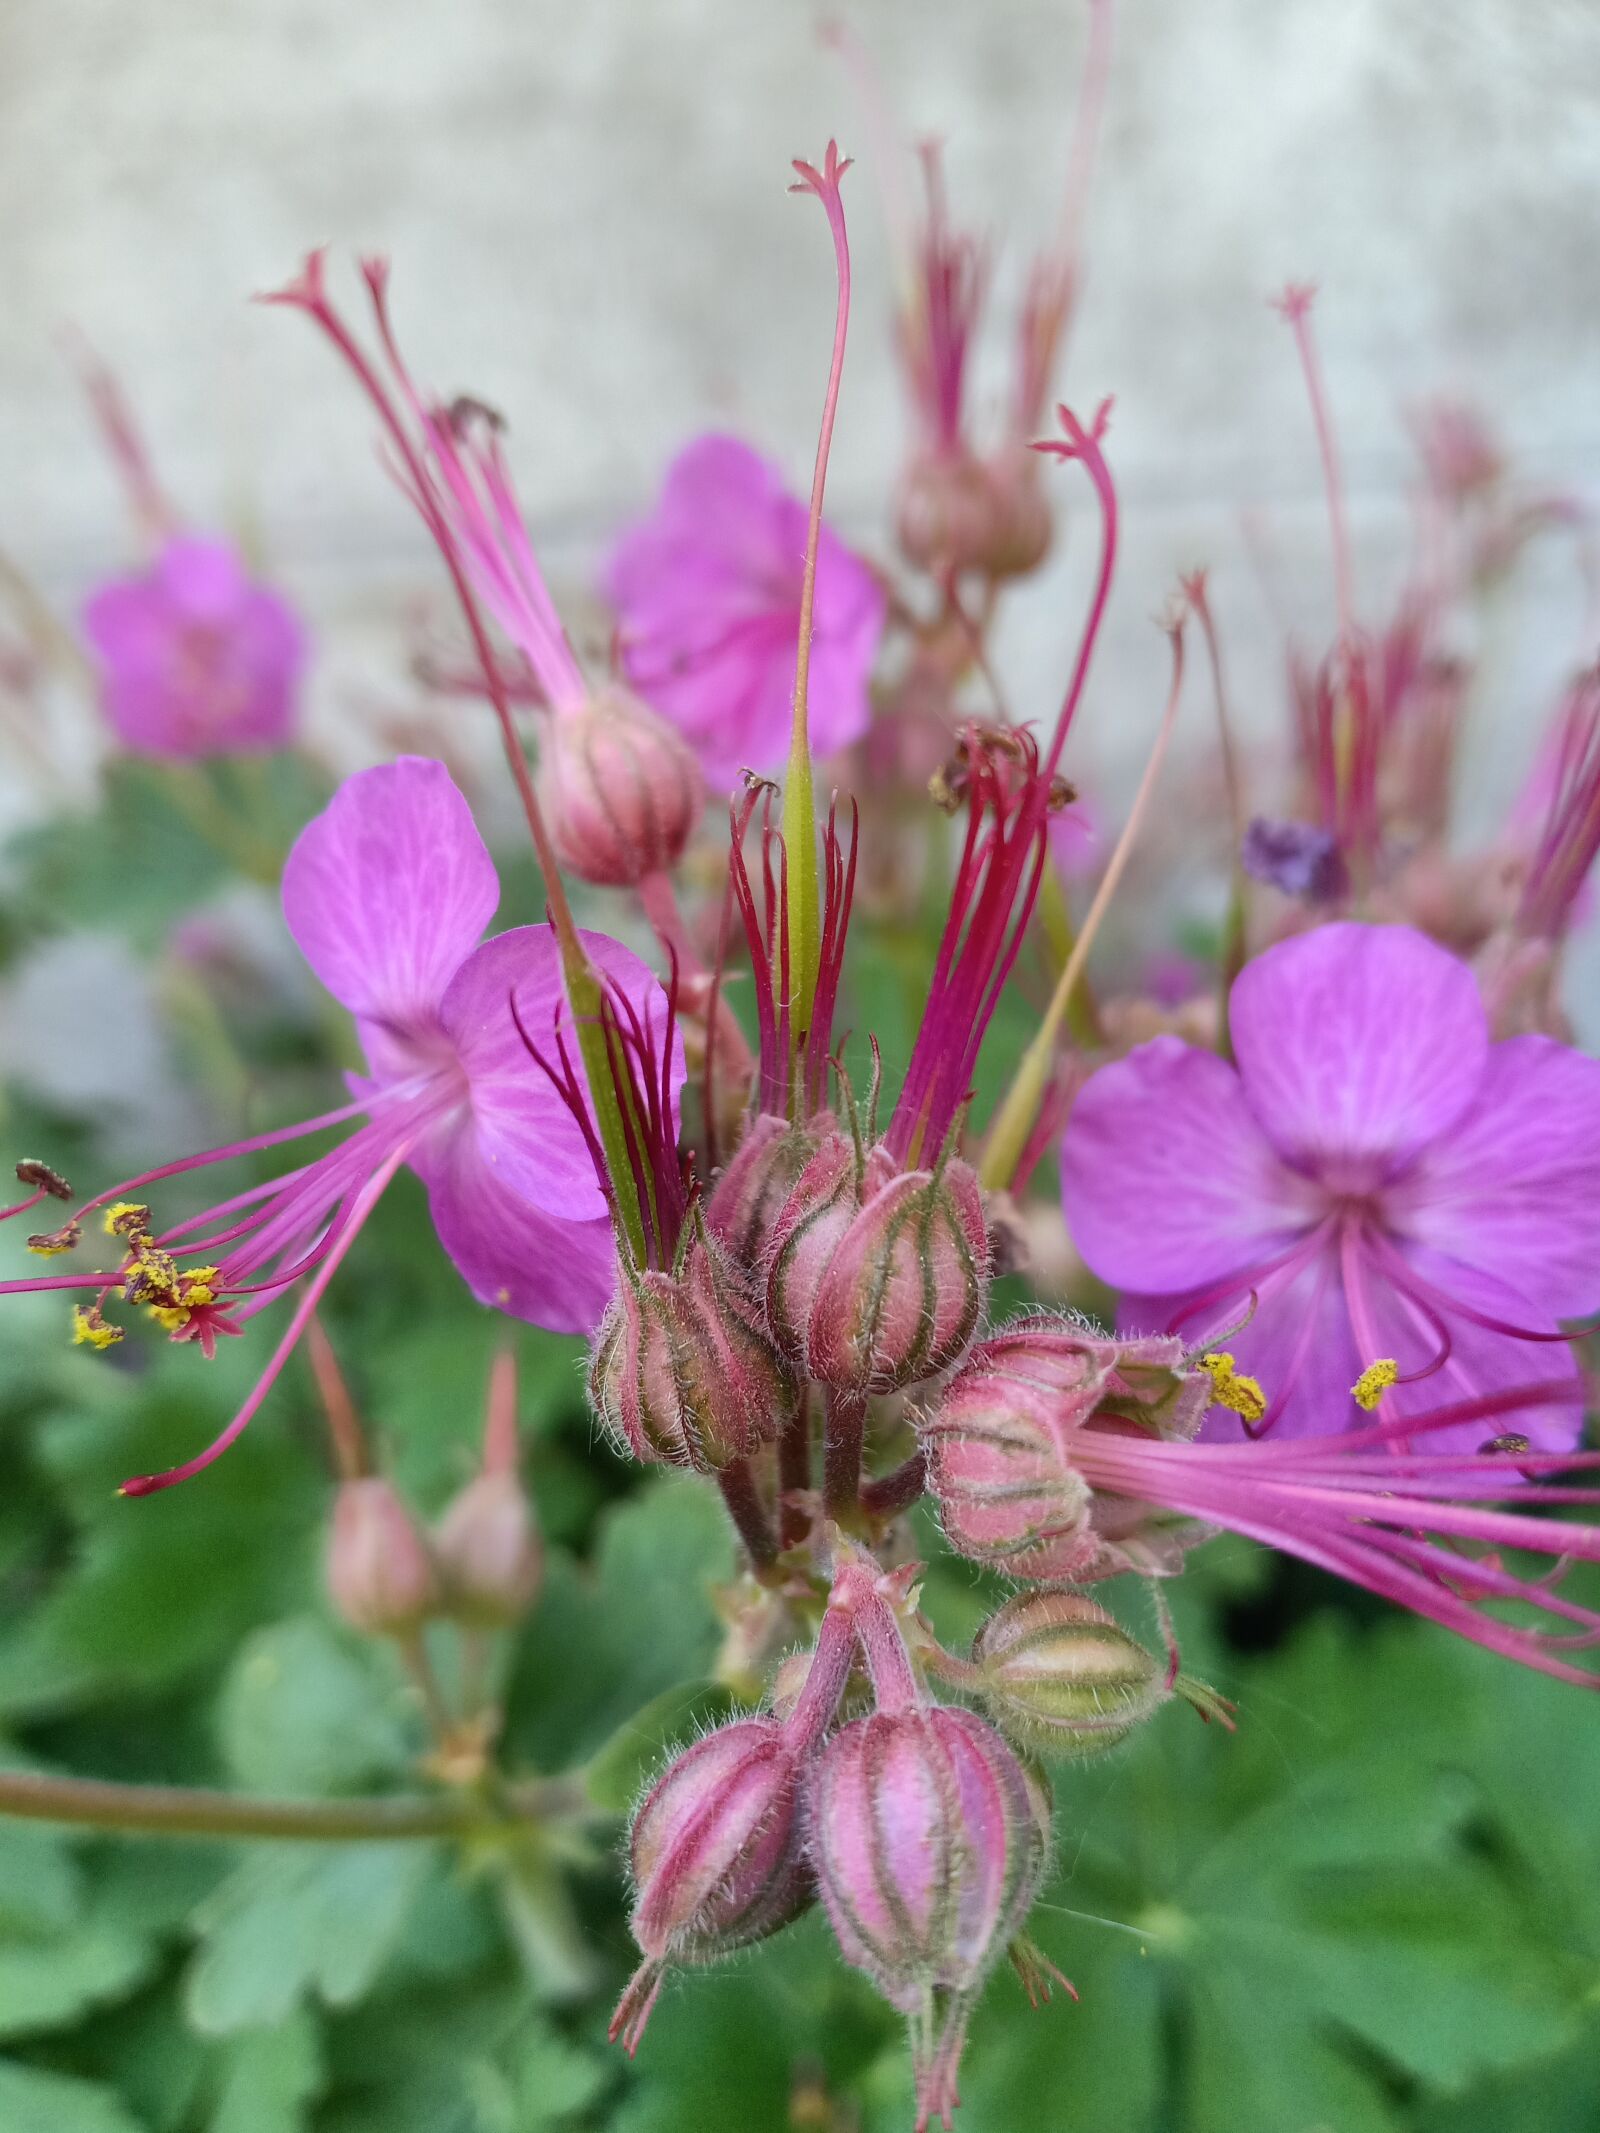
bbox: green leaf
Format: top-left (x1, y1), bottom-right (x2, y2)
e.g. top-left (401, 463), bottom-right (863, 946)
top-left (0, 1819), bottom-right (81, 1935)
top-left (0, 1906), bottom-right (156, 2040)
top-left (505, 2016), bottom-right (611, 2127)
top-left (1185, 1967), bottom-right (1401, 2133)
top-left (185, 1843), bottom-right (433, 2035)
top-left (506, 1477), bottom-right (734, 1772)
top-left (583, 1680), bottom-right (737, 1815)
top-left (209, 2011), bottom-right (323, 2133)
top-left (215, 1617), bottom-right (413, 1797)
top-left (606, 1913), bottom-right (898, 2133)
top-left (0, 2058), bottom-right (149, 2133)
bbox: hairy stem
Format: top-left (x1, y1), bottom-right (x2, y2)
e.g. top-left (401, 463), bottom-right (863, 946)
top-left (716, 1456), bottom-right (780, 1580)
top-left (823, 1386), bottom-right (869, 1521)
top-left (860, 1448), bottom-right (927, 1523)
top-left (778, 1387), bottom-right (814, 1548)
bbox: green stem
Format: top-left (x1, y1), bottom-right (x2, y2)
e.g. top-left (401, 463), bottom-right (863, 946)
top-left (0, 1767), bottom-right (582, 1844)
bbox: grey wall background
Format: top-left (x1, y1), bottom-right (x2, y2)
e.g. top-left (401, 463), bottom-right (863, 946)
top-left (2, 0), bottom-right (1598, 873)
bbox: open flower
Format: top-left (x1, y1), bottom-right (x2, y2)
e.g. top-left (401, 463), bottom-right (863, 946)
top-left (82, 534), bottom-right (305, 760)
top-left (4, 756), bottom-right (671, 1489)
top-left (601, 434), bottom-right (884, 786)
top-left (1061, 923), bottom-right (1600, 1448)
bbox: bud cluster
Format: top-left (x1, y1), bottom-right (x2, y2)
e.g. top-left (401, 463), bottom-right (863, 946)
top-left (614, 1549), bottom-right (1049, 2129)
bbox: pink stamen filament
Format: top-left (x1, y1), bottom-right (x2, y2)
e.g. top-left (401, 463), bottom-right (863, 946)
top-left (1277, 286), bottom-right (1356, 644)
top-left (121, 1144), bottom-right (411, 1496)
top-left (1073, 1424), bottom-right (1600, 1683)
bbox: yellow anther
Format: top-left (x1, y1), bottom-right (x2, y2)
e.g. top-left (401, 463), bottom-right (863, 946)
top-left (104, 1202), bottom-right (152, 1239)
top-left (1199, 1351), bottom-right (1268, 1425)
top-left (27, 1222), bottom-right (82, 1257)
top-left (148, 1304), bottom-right (192, 1332)
top-left (72, 1305), bottom-right (124, 1351)
top-left (182, 1268), bottom-right (220, 1306)
top-left (1351, 1358), bottom-right (1399, 1411)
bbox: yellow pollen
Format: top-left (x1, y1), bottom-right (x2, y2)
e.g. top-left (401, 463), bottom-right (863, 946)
top-left (1351, 1357), bottom-right (1399, 1410)
top-left (104, 1202), bottom-right (152, 1239)
top-left (1199, 1351), bottom-right (1268, 1424)
top-left (148, 1304), bottom-right (192, 1332)
top-left (72, 1305), bottom-right (124, 1350)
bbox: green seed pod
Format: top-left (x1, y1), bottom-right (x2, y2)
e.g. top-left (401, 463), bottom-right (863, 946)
top-left (972, 1588), bottom-right (1169, 1760)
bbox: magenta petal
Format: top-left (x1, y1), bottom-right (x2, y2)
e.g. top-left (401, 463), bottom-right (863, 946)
top-left (82, 535), bottom-right (304, 760)
top-left (439, 924), bottom-right (685, 1221)
top-left (602, 432), bottom-right (884, 784)
top-left (1120, 1243), bottom-right (1360, 1446)
top-left (1062, 1036), bottom-right (1317, 1292)
top-left (1393, 1035), bottom-right (1600, 1319)
top-left (1230, 923), bottom-right (1488, 1176)
top-left (419, 1127), bottom-right (615, 1334)
top-left (282, 759), bottom-right (498, 1033)
top-left (1345, 1242), bottom-right (1585, 1455)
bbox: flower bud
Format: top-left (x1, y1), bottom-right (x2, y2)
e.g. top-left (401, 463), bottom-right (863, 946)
top-left (809, 1705), bottom-right (1047, 2127)
top-left (976, 444), bottom-right (1052, 579)
top-left (611, 1716), bottom-right (812, 2052)
top-left (767, 1136), bottom-right (990, 1395)
top-left (920, 1331), bottom-right (1214, 1583)
top-left (589, 1227), bottom-right (794, 1471)
top-left (973, 1589), bottom-right (1171, 1759)
top-left (808, 1161), bottom-right (990, 1395)
top-left (539, 683), bottom-right (703, 888)
top-left (704, 1111), bottom-right (821, 1266)
top-left (896, 448), bottom-right (998, 578)
top-left (324, 1478), bottom-right (437, 1638)
top-left (433, 1469), bottom-right (542, 1627)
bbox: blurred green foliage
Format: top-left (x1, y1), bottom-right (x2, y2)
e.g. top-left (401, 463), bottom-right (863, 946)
top-left (2, 760), bottom-right (1598, 2131)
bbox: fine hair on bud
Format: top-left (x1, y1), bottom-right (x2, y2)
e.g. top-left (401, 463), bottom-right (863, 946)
top-left (973, 1587), bottom-right (1175, 1759)
top-left (611, 1716), bottom-right (814, 2054)
top-left (589, 1225), bottom-right (795, 1470)
top-left (766, 1131), bottom-right (991, 1395)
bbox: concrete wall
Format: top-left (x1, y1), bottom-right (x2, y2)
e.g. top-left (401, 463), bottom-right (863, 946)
top-left (3, 0), bottom-right (1598, 829)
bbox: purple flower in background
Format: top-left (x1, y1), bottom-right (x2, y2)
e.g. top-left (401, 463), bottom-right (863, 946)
top-left (82, 535), bottom-right (305, 759)
top-left (1241, 815), bottom-right (1346, 903)
top-left (601, 434), bottom-right (885, 786)
top-left (1062, 923), bottom-right (1600, 1449)
top-left (4, 758), bottom-right (673, 1492)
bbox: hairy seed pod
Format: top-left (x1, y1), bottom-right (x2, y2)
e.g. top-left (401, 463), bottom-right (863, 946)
top-left (973, 1588), bottom-right (1171, 1759)
top-left (590, 1228), bottom-right (794, 1471)
top-left (611, 1716), bottom-right (813, 2053)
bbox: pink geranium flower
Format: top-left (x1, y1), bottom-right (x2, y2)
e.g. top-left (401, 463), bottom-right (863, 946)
top-left (81, 534), bottom-right (305, 760)
top-left (4, 757), bottom-right (674, 1491)
top-left (1061, 922), bottom-right (1600, 1449)
top-left (601, 434), bottom-right (885, 786)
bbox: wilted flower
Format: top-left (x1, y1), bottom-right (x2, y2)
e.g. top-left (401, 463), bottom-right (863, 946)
top-left (602, 434), bottom-right (885, 785)
top-left (269, 254), bottom-right (704, 887)
top-left (1062, 923), bottom-right (1600, 1447)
